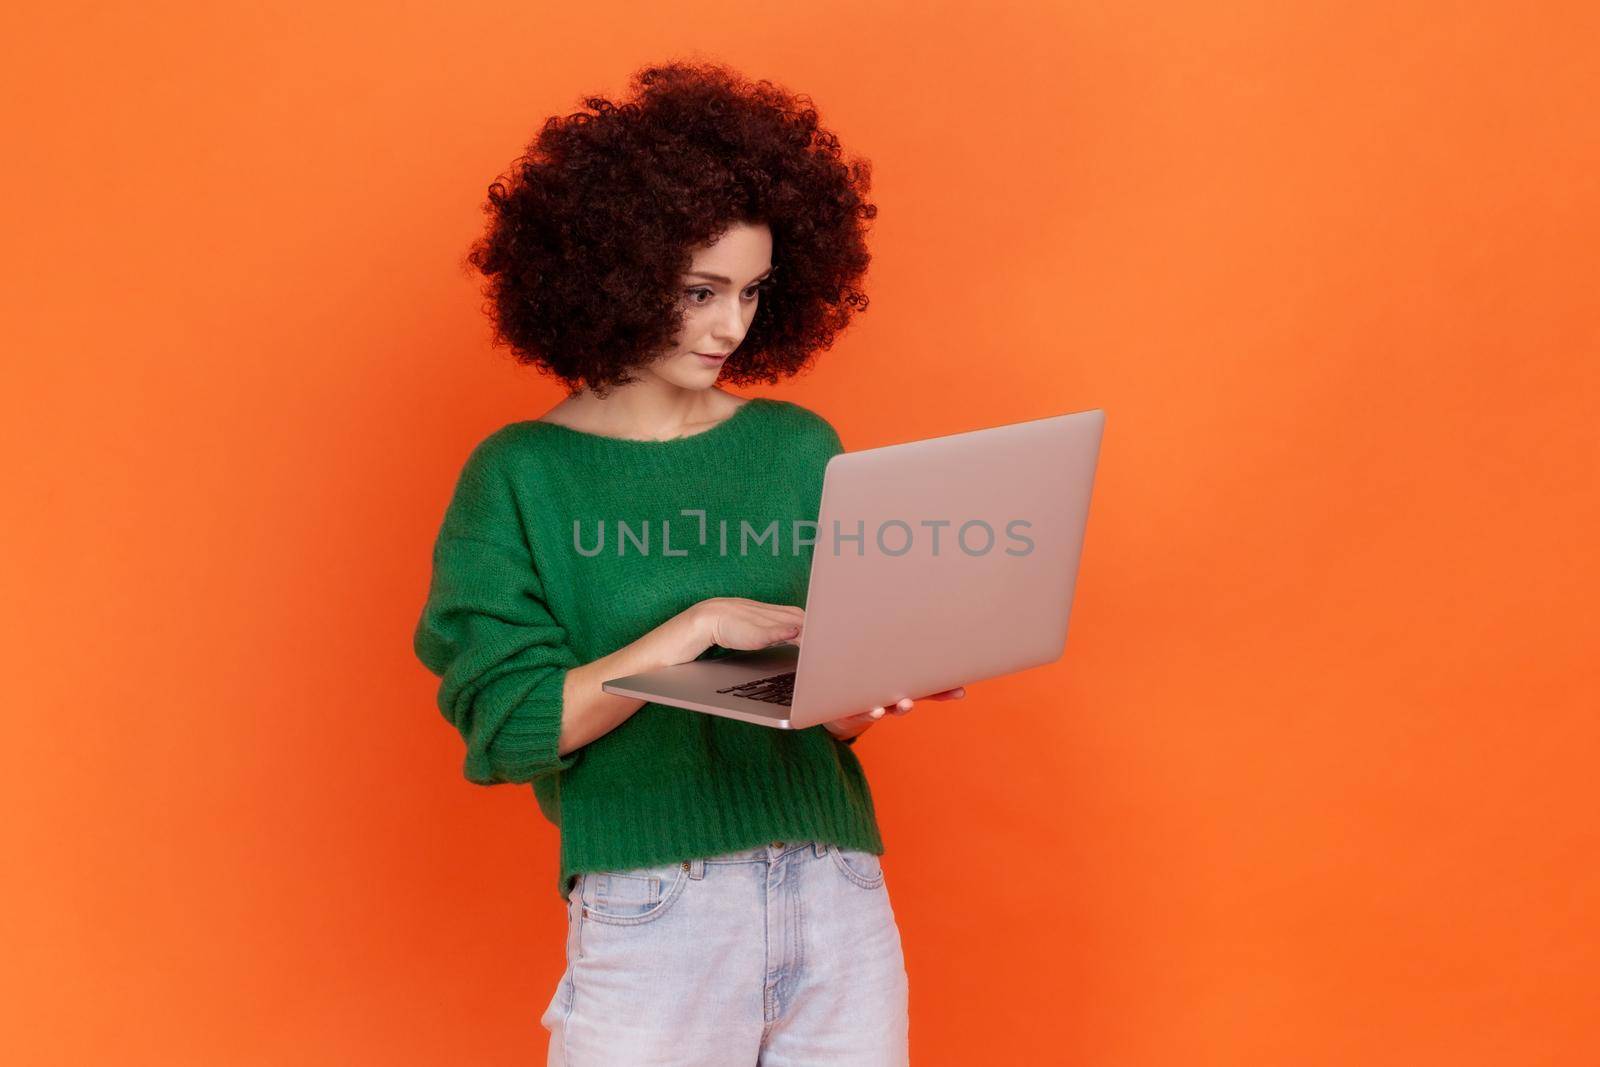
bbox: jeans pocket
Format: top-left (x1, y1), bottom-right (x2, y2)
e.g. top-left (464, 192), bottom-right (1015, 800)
top-left (578, 860), bottom-right (691, 926)
top-left (827, 844), bottom-right (886, 890)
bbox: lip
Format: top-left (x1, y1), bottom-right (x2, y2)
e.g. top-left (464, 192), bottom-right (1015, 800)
top-left (695, 352), bottom-right (730, 362)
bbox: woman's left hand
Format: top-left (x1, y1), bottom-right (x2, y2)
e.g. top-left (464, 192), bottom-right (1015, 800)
top-left (822, 686), bottom-right (967, 741)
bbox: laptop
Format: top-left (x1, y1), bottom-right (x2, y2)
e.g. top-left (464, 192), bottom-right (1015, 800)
top-left (601, 407), bottom-right (1106, 729)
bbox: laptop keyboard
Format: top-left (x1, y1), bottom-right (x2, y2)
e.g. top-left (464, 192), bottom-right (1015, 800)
top-left (715, 670), bottom-right (796, 707)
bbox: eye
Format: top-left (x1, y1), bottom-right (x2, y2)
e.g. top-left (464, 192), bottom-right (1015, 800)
top-left (683, 279), bottom-right (774, 305)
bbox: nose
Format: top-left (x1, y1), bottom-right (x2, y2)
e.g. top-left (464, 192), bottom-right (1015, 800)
top-left (710, 295), bottom-right (746, 345)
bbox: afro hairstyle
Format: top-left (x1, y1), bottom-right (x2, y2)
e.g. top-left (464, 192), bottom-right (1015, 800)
top-left (461, 60), bottom-right (878, 397)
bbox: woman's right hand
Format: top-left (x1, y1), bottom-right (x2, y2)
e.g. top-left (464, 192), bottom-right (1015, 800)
top-left (690, 597), bottom-right (805, 653)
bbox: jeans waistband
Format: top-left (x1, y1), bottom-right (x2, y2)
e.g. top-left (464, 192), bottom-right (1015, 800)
top-left (703, 840), bottom-right (828, 863)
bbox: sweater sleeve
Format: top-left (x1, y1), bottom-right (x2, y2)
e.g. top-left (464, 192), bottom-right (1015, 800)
top-left (412, 438), bottom-right (581, 786)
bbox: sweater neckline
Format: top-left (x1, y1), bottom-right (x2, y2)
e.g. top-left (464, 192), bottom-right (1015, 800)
top-left (520, 395), bottom-right (770, 447)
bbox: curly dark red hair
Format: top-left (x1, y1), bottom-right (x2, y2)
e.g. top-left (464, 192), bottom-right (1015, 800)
top-left (461, 60), bottom-right (878, 397)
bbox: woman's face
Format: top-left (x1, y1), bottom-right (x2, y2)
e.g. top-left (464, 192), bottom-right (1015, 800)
top-left (648, 220), bottom-right (774, 389)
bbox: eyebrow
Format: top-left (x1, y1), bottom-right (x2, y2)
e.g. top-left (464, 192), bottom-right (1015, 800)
top-left (685, 266), bottom-right (775, 285)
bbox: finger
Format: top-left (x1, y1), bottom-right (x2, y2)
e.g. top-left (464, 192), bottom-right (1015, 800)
top-left (835, 708), bottom-right (882, 727)
top-left (891, 697), bottom-right (914, 715)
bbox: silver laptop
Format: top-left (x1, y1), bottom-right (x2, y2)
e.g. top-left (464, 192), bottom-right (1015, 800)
top-left (601, 407), bottom-right (1106, 728)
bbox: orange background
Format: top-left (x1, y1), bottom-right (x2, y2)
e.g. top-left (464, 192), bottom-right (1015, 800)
top-left (3, 2), bottom-right (1596, 1064)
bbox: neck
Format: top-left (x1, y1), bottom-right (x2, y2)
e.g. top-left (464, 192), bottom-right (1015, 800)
top-left (567, 378), bottom-right (731, 438)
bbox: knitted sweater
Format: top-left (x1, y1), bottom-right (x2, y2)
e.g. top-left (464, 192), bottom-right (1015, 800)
top-left (412, 396), bottom-right (882, 901)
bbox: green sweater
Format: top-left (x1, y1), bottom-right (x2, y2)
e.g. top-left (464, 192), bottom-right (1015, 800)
top-left (412, 396), bottom-right (882, 900)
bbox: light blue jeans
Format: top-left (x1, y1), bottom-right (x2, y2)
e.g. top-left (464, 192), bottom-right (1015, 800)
top-left (540, 839), bottom-right (910, 1065)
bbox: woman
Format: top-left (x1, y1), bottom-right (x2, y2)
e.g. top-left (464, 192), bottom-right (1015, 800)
top-left (413, 61), bottom-right (964, 1065)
